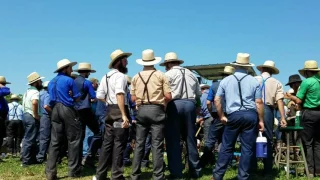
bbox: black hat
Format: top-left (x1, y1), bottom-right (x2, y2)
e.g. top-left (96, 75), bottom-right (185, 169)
top-left (285, 74), bottom-right (302, 86)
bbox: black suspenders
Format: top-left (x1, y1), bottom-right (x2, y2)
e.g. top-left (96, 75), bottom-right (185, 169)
top-left (179, 69), bottom-right (189, 99)
top-left (138, 70), bottom-right (156, 104)
top-left (10, 104), bottom-right (19, 120)
top-left (232, 74), bottom-right (249, 111)
top-left (105, 72), bottom-right (117, 104)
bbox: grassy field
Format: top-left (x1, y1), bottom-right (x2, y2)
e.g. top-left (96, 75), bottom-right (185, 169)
top-left (0, 156), bottom-right (314, 180)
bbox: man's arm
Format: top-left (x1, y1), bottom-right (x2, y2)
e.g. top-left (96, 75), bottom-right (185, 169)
top-left (256, 98), bottom-right (264, 132)
top-left (32, 99), bottom-right (40, 120)
top-left (116, 93), bottom-right (129, 128)
top-left (0, 86), bottom-right (10, 96)
top-left (214, 96), bottom-right (224, 120)
top-left (277, 99), bottom-right (287, 127)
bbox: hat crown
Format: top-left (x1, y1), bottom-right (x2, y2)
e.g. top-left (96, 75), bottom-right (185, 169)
top-left (27, 72), bottom-right (41, 83)
top-left (78, 63), bottom-right (92, 70)
top-left (304, 60), bottom-right (318, 69)
top-left (165, 52), bottom-right (178, 61)
top-left (236, 53), bottom-right (250, 64)
top-left (224, 66), bottom-right (235, 74)
top-left (57, 59), bottom-right (72, 69)
top-left (110, 49), bottom-right (125, 61)
top-left (0, 76), bottom-right (7, 83)
top-left (263, 60), bottom-right (276, 67)
top-left (142, 49), bottom-right (156, 61)
top-left (288, 88), bottom-right (295, 94)
top-left (10, 94), bottom-right (19, 99)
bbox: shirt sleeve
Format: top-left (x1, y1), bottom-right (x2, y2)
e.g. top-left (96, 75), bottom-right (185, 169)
top-left (275, 81), bottom-right (285, 101)
top-left (70, 79), bottom-right (81, 99)
top-left (207, 84), bottom-right (215, 101)
top-left (97, 75), bottom-right (107, 99)
top-left (162, 74), bottom-right (171, 94)
top-left (85, 80), bottom-right (97, 99)
top-left (31, 90), bottom-right (40, 101)
top-left (255, 83), bottom-right (262, 99)
top-left (215, 81), bottom-right (225, 98)
top-left (0, 87), bottom-right (11, 96)
top-left (115, 73), bottom-right (126, 95)
top-left (296, 80), bottom-right (308, 100)
top-left (130, 75), bottom-right (137, 96)
top-left (44, 94), bottom-right (51, 107)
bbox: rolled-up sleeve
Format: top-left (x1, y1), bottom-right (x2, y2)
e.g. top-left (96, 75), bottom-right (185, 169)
top-left (0, 87), bottom-right (10, 96)
top-left (275, 81), bottom-right (284, 101)
top-left (255, 84), bottom-right (262, 99)
top-left (85, 80), bottom-right (97, 99)
top-left (115, 74), bottom-right (126, 95)
top-left (96, 75), bottom-right (106, 99)
top-left (207, 85), bottom-right (215, 101)
top-left (216, 81), bottom-right (225, 98)
top-left (162, 75), bottom-right (171, 94)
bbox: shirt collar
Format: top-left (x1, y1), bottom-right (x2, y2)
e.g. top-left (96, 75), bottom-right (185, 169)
top-left (261, 72), bottom-right (271, 78)
top-left (235, 68), bottom-right (248, 74)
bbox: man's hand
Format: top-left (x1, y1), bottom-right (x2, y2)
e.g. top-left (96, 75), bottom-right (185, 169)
top-left (122, 115), bottom-right (130, 128)
top-left (220, 116), bottom-right (228, 125)
top-left (132, 119), bottom-right (136, 124)
top-left (280, 119), bottom-right (287, 128)
top-left (69, 90), bottom-right (73, 97)
top-left (34, 115), bottom-right (40, 121)
top-left (258, 121), bottom-right (265, 132)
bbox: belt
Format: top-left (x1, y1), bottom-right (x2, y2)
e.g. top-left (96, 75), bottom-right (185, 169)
top-left (304, 107), bottom-right (320, 111)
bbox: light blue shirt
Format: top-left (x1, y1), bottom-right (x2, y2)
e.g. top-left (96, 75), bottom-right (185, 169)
top-left (7, 101), bottom-right (24, 120)
top-left (216, 69), bottom-right (262, 115)
top-left (200, 90), bottom-right (211, 118)
top-left (40, 90), bottom-right (50, 115)
top-left (207, 81), bottom-right (226, 112)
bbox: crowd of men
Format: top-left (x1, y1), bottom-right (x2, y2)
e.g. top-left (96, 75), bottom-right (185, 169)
top-left (0, 49), bottom-right (319, 180)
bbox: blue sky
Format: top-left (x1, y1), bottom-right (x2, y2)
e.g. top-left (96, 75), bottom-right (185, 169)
top-left (1, 0), bottom-right (319, 94)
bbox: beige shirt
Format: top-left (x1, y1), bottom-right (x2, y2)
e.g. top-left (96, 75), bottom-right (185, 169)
top-left (255, 72), bottom-right (284, 106)
top-left (131, 68), bottom-right (171, 106)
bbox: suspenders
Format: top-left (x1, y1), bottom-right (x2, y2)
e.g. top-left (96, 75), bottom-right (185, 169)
top-left (260, 76), bottom-right (271, 104)
top-left (9, 104), bottom-right (19, 120)
top-left (179, 69), bottom-right (189, 99)
top-left (232, 74), bottom-right (249, 111)
top-left (138, 70), bottom-right (156, 104)
top-left (105, 72), bottom-right (117, 104)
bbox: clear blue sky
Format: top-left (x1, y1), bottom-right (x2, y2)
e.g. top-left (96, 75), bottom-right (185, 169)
top-left (1, 0), bottom-right (319, 94)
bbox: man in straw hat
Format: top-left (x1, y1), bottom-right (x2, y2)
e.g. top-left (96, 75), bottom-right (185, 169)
top-left (253, 60), bottom-right (287, 174)
top-left (200, 65), bottom-right (235, 167)
top-left (45, 59), bottom-right (82, 179)
top-left (160, 52), bottom-right (202, 179)
top-left (129, 49), bottom-right (171, 180)
top-left (73, 63), bottom-right (101, 163)
top-left (36, 81), bottom-right (52, 163)
top-left (21, 72), bottom-right (44, 167)
top-left (212, 53), bottom-right (264, 180)
top-left (0, 76), bottom-right (11, 161)
top-left (93, 49), bottom-right (131, 180)
top-left (286, 60), bottom-right (320, 177)
top-left (6, 94), bottom-right (24, 157)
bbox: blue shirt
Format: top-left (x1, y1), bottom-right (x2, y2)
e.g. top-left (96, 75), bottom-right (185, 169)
top-left (40, 90), bottom-right (50, 115)
top-left (207, 81), bottom-right (227, 112)
top-left (216, 69), bottom-right (262, 115)
top-left (127, 92), bottom-right (137, 121)
top-left (95, 100), bottom-right (107, 116)
top-left (0, 87), bottom-right (10, 115)
top-left (200, 90), bottom-right (211, 118)
top-left (48, 72), bottom-right (81, 107)
top-left (7, 102), bottom-right (23, 120)
top-left (74, 76), bottom-right (97, 110)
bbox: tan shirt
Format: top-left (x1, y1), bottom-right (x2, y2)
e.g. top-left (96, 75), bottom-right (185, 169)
top-left (255, 72), bottom-right (284, 106)
top-left (131, 68), bottom-right (171, 106)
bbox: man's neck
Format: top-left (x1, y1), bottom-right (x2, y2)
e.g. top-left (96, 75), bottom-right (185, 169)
top-left (143, 66), bottom-right (155, 71)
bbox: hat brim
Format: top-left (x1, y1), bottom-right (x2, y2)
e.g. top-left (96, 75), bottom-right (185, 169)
top-left (159, 59), bottom-right (184, 66)
top-left (285, 80), bottom-right (302, 86)
top-left (136, 57), bottom-right (162, 66)
top-left (10, 97), bottom-right (20, 100)
top-left (299, 68), bottom-right (320, 78)
top-left (108, 52), bottom-right (132, 69)
top-left (0, 81), bottom-right (11, 84)
top-left (27, 77), bottom-right (45, 85)
top-left (74, 69), bottom-right (96, 73)
top-left (257, 65), bottom-right (279, 74)
top-left (54, 62), bottom-right (77, 73)
top-left (218, 71), bottom-right (233, 76)
top-left (200, 85), bottom-right (210, 89)
top-left (230, 62), bottom-right (255, 67)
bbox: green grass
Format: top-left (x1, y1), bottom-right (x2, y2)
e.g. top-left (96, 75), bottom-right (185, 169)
top-left (0, 156), bottom-right (314, 180)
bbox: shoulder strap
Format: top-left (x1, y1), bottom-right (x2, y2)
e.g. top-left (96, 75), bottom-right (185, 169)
top-left (12, 104), bottom-right (19, 119)
top-left (179, 69), bottom-right (188, 99)
top-left (261, 76), bottom-right (271, 104)
top-left (105, 72), bottom-right (117, 104)
top-left (76, 76), bottom-right (88, 100)
top-left (233, 74), bottom-right (249, 111)
top-left (138, 70), bottom-right (156, 104)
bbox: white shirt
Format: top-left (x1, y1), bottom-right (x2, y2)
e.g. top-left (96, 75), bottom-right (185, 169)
top-left (165, 66), bottom-right (201, 100)
top-left (97, 69), bottom-right (128, 105)
top-left (22, 86), bottom-right (40, 117)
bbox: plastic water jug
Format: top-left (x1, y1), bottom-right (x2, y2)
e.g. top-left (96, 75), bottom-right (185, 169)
top-left (256, 132), bottom-right (267, 158)
top-left (295, 111), bottom-right (301, 127)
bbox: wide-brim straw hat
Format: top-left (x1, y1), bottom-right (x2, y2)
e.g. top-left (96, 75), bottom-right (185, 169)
top-left (218, 66), bottom-right (235, 75)
top-left (74, 62), bottom-right (96, 73)
top-left (109, 49), bottom-right (132, 69)
top-left (42, 81), bottom-right (50, 88)
top-left (10, 94), bottom-right (20, 100)
top-left (230, 53), bottom-right (255, 67)
top-left (27, 72), bottom-right (44, 85)
top-left (200, 84), bottom-right (210, 89)
top-left (285, 74), bottom-right (302, 86)
top-left (0, 76), bottom-right (11, 84)
top-left (298, 60), bottom-right (320, 78)
top-left (136, 49), bottom-right (162, 66)
top-left (159, 52), bottom-right (184, 66)
top-left (257, 60), bottom-right (279, 75)
top-left (54, 59), bottom-right (77, 73)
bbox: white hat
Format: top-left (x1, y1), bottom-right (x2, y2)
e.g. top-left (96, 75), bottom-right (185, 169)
top-left (74, 62), bottom-right (96, 73)
top-left (0, 76), bottom-right (11, 84)
top-left (230, 53), bottom-right (255, 67)
top-left (298, 60), bottom-right (320, 78)
top-left (125, 75), bottom-right (132, 84)
top-left (27, 72), bottom-right (44, 85)
top-left (218, 66), bottom-right (235, 75)
top-left (109, 49), bottom-right (132, 69)
top-left (136, 49), bottom-right (162, 66)
top-left (54, 59), bottom-right (77, 73)
top-left (10, 94), bottom-right (20, 100)
top-left (257, 60), bottom-right (279, 75)
top-left (159, 52), bottom-right (184, 66)
top-left (43, 81), bottom-right (50, 88)
top-left (287, 88), bottom-right (295, 94)
top-left (200, 84), bottom-right (210, 89)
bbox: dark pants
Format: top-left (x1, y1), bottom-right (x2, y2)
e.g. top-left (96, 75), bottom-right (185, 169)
top-left (0, 114), bottom-right (6, 152)
top-left (6, 120), bottom-right (24, 154)
top-left (301, 109), bottom-right (320, 175)
top-left (131, 105), bottom-right (165, 180)
top-left (123, 124), bottom-right (137, 165)
top-left (213, 110), bottom-right (258, 180)
top-left (202, 117), bottom-right (214, 144)
top-left (22, 113), bottom-right (40, 165)
top-left (45, 103), bottom-right (82, 177)
top-left (141, 131), bottom-right (152, 167)
top-left (165, 100), bottom-right (202, 178)
top-left (36, 114), bottom-right (51, 162)
top-left (96, 105), bottom-right (129, 180)
top-left (200, 116), bottom-right (224, 167)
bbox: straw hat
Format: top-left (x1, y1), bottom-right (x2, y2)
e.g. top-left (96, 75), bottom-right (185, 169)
top-left (285, 74), bottom-right (302, 86)
top-left (136, 49), bottom-right (162, 66)
top-left (42, 81), bottom-right (50, 88)
top-left (218, 66), bottom-right (235, 75)
top-left (109, 49), bottom-right (132, 69)
top-left (230, 53), bottom-right (255, 67)
top-left (298, 60), bottom-right (320, 78)
top-left (27, 72), bottom-right (44, 85)
top-left (126, 75), bottom-right (132, 85)
top-left (200, 84), bottom-right (210, 89)
top-left (257, 60), bottom-right (279, 75)
top-left (89, 78), bottom-right (98, 84)
top-left (54, 59), bottom-right (77, 73)
top-left (159, 52), bottom-right (184, 66)
top-left (74, 63), bottom-right (96, 73)
top-left (10, 94), bottom-right (20, 101)
top-left (0, 76), bottom-right (11, 84)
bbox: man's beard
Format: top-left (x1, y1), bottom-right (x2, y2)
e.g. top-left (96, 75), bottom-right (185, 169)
top-left (118, 63), bottom-right (128, 74)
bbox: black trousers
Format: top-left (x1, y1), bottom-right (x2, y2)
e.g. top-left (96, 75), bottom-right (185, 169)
top-left (96, 105), bottom-right (129, 180)
top-left (45, 103), bottom-right (82, 177)
top-left (301, 109), bottom-right (320, 175)
top-left (131, 104), bottom-right (166, 180)
top-left (0, 113), bottom-right (7, 151)
top-left (6, 120), bottom-right (24, 154)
